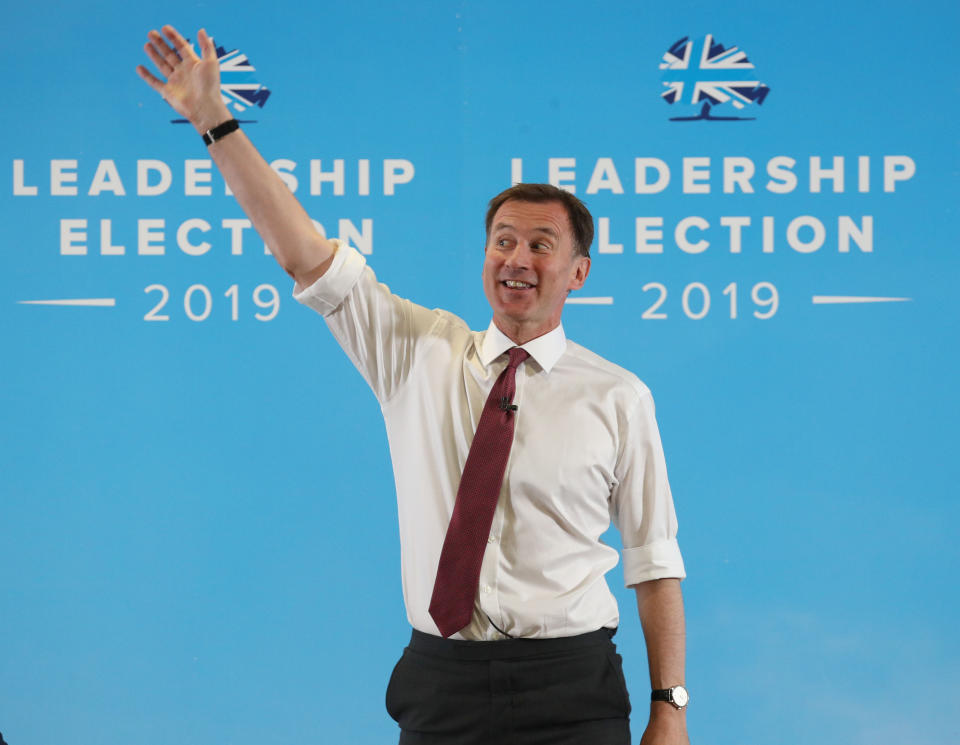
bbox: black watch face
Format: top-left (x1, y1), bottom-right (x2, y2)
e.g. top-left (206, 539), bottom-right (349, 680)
top-left (672, 686), bottom-right (689, 707)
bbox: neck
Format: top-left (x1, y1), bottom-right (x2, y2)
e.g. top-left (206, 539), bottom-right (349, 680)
top-left (493, 316), bottom-right (560, 346)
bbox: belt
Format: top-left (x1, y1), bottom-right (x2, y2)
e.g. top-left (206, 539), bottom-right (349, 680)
top-left (407, 626), bottom-right (617, 660)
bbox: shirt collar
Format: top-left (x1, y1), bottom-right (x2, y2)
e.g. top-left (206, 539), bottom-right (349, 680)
top-left (478, 321), bottom-right (567, 374)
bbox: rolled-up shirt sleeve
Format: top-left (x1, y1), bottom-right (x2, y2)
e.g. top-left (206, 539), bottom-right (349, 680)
top-left (611, 389), bottom-right (686, 586)
top-left (292, 240), bottom-right (443, 403)
top-left (292, 238), bottom-right (367, 316)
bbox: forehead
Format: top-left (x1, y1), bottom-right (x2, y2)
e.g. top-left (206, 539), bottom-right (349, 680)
top-left (490, 199), bottom-right (572, 239)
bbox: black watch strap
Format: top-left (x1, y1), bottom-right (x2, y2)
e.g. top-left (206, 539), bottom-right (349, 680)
top-left (202, 118), bottom-right (239, 146)
top-left (652, 685), bottom-right (689, 709)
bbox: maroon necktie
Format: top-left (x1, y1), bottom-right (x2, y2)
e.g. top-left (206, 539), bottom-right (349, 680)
top-left (429, 347), bottom-right (530, 638)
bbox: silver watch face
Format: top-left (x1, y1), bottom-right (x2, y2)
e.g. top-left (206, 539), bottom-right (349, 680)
top-left (672, 685), bottom-right (689, 707)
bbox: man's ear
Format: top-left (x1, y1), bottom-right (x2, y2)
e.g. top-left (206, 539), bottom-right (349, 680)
top-left (568, 255), bottom-right (591, 291)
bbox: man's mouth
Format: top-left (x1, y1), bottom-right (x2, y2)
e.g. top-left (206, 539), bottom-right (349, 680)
top-left (502, 280), bottom-right (535, 289)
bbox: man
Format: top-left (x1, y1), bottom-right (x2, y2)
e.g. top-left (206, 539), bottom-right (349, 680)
top-left (137, 25), bottom-right (690, 745)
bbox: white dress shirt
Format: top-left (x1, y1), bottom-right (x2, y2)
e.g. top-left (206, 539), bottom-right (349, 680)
top-left (294, 241), bottom-right (685, 640)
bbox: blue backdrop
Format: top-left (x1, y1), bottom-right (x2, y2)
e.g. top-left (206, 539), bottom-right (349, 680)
top-left (2, 1), bottom-right (958, 743)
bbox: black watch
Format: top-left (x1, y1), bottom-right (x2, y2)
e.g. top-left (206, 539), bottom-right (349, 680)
top-left (201, 118), bottom-right (239, 146)
top-left (651, 685), bottom-right (689, 709)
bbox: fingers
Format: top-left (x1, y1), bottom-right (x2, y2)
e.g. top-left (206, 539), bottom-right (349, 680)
top-left (143, 39), bottom-right (173, 76)
top-left (139, 24), bottom-right (211, 97)
top-left (135, 64), bottom-right (165, 95)
top-left (147, 29), bottom-right (179, 62)
top-left (161, 24), bottom-right (198, 60)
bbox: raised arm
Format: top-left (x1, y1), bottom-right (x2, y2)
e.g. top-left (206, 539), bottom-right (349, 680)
top-left (136, 25), bottom-right (335, 287)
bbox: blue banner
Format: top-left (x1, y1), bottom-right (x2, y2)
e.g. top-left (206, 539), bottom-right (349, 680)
top-left (2, 1), bottom-right (958, 743)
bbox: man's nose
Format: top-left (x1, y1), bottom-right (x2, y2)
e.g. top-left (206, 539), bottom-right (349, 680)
top-left (504, 243), bottom-right (532, 269)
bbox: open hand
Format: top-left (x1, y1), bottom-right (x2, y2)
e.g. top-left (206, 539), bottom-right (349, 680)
top-left (135, 25), bottom-right (230, 133)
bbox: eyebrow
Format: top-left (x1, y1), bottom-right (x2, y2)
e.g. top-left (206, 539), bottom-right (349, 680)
top-left (493, 222), bottom-right (559, 238)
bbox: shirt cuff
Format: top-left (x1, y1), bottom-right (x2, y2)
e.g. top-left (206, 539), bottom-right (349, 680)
top-left (292, 239), bottom-right (367, 316)
top-left (622, 538), bottom-right (686, 586)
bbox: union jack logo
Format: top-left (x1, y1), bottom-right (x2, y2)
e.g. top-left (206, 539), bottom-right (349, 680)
top-left (215, 44), bottom-right (271, 114)
top-left (659, 35), bottom-right (769, 118)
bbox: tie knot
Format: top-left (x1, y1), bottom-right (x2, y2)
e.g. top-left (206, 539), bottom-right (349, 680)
top-left (506, 347), bottom-right (530, 369)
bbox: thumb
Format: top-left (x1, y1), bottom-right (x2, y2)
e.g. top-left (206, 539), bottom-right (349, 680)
top-left (199, 28), bottom-right (216, 60)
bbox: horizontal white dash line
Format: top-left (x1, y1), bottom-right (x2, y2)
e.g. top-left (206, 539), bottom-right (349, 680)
top-left (566, 296), bottom-right (614, 305)
top-left (812, 296), bottom-right (911, 304)
top-left (18, 298), bottom-right (116, 307)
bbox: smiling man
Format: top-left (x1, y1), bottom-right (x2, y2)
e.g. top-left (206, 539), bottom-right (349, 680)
top-left (137, 24), bottom-right (689, 745)
top-left (482, 195), bottom-right (591, 344)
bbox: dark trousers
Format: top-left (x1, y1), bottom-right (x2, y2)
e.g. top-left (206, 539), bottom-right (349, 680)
top-left (385, 627), bottom-right (631, 745)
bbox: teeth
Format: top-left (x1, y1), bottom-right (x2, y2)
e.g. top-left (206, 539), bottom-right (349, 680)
top-left (505, 280), bottom-right (532, 288)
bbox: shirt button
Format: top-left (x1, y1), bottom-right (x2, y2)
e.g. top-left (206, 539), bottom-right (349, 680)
top-left (482, 585), bottom-right (492, 594)
top-left (488, 535), bottom-right (498, 544)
